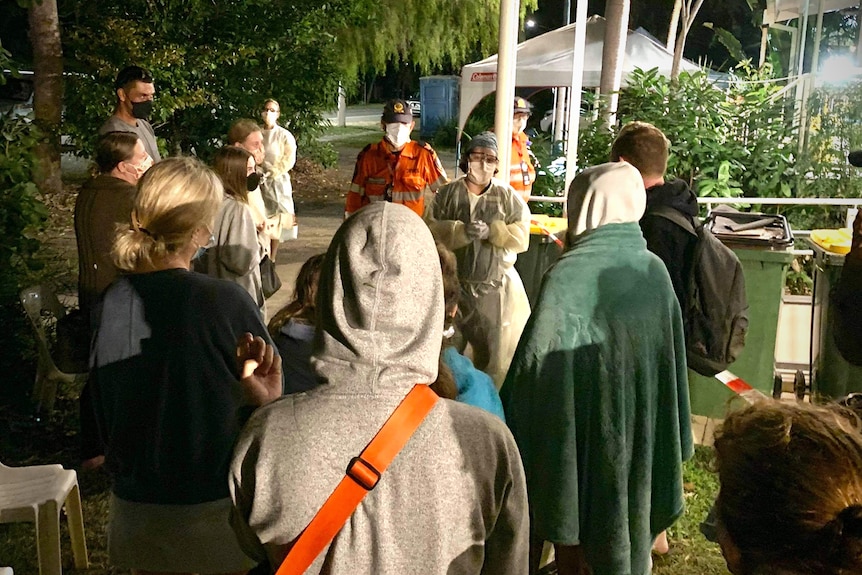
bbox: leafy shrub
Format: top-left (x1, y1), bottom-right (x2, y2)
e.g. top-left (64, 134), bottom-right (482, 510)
top-left (528, 132), bottom-right (566, 217)
top-left (0, 114), bottom-right (48, 299)
top-left (0, 112), bottom-right (48, 405)
top-left (298, 133), bottom-right (338, 169)
top-left (430, 117), bottom-right (460, 150)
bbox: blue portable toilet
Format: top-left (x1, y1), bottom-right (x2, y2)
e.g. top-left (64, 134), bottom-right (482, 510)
top-left (419, 76), bottom-right (460, 140)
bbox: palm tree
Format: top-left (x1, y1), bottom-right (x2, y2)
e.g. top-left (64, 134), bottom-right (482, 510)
top-left (600, 0), bottom-right (631, 122)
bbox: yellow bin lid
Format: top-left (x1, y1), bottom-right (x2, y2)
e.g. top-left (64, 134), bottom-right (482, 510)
top-left (530, 215), bottom-right (568, 236)
top-left (811, 228), bottom-right (852, 254)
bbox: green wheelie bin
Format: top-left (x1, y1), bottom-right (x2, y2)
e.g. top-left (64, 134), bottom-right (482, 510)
top-left (513, 216), bottom-right (566, 307)
top-left (687, 212), bottom-right (795, 419)
top-left (807, 239), bottom-right (862, 401)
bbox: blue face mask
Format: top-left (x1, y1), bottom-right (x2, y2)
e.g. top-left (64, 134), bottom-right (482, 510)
top-left (193, 233), bottom-right (215, 260)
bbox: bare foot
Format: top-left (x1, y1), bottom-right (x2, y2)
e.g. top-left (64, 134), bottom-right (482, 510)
top-left (652, 530), bottom-right (669, 554)
top-left (81, 455), bottom-right (105, 471)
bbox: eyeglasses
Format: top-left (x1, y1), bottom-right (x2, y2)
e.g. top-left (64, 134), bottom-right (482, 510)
top-left (468, 152), bottom-right (499, 166)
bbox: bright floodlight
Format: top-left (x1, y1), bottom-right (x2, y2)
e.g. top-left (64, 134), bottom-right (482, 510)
top-left (819, 54), bottom-right (862, 86)
top-left (526, 19), bottom-right (536, 29)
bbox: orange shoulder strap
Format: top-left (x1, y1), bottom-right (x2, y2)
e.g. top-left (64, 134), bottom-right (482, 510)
top-left (274, 384), bottom-right (439, 575)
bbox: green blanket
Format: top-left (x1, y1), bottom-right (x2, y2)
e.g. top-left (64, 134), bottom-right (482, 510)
top-left (501, 223), bottom-right (693, 575)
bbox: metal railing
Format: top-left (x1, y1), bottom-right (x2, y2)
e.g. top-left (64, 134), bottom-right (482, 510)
top-left (527, 196), bottom-right (860, 257)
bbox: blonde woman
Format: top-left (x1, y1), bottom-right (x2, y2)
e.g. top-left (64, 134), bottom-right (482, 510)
top-left (196, 145), bottom-right (265, 315)
top-left (90, 157), bottom-right (282, 575)
top-left (260, 98), bottom-right (298, 249)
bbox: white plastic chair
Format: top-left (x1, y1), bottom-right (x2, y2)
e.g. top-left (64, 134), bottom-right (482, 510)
top-left (19, 286), bottom-right (88, 412)
top-left (0, 461), bottom-right (89, 574)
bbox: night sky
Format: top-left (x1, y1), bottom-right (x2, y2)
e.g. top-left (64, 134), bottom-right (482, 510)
top-left (528, 0), bottom-right (765, 70)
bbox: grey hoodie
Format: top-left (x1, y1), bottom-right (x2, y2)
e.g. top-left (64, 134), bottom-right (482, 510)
top-left (229, 203), bottom-right (529, 574)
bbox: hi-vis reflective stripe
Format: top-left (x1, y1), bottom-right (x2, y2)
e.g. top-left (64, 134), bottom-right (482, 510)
top-left (367, 190), bottom-right (423, 202)
top-left (429, 175), bottom-right (447, 192)
top-left (715, 370), bottom-right (769, 403)
top-left (389, 190), bottom-right (423, 201)
top-left (348, 183), bottom-right (365, 196)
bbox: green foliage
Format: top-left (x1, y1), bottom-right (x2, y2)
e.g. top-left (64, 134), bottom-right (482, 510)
top-left (706, 24), bottom-right (746, 64)
top-left (576, 65), bottom-right (799, 207)
top-left (299, 134), bottom-right (338, 169)
top-left (429, 117), bottom-right (460, 150)
top-left (0, 40), bottom-right (16, 79)
top-left (462, 93), bottom-right (497, 142)
top-left (0, 113), bottom-right (48, 300)
top-left (336, 0), bottom-right (538, 86)
top-left (528, 132), bottom-right (566, 217)
top-left (61, 0), bottom-right (355, 159)
top-left (0, 112), bottom-right (48, 403)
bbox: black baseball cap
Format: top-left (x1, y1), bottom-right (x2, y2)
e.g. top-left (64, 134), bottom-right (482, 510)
top-left (514, 97), bottom-right (533, 115)
top-left (382, 99), bottom-right (413, 124)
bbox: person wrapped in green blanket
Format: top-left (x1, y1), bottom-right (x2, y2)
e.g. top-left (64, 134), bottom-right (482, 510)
top-left (501, 161), bottom-right (693, 575)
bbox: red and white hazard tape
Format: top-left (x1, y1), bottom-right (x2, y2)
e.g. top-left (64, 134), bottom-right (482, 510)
top-left (714, 370), bottom-right (770, 404)
top-left (530, 219), bottom-right (565, 249)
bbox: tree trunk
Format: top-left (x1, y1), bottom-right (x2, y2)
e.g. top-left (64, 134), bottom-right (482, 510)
top-left (667, 0), bottom-right (682, 51)
top-left (28, 0), bottom-right (64, 195)
top-left (670, 0), bottom-right (705, 82)
top-left (599, 0), bottom-right (630, 125)
top-left (671, 24), bottom-right (687, 81)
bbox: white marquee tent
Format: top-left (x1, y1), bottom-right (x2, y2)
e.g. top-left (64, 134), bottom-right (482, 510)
top-left (458, 14), bottom-right (702, 133)
top-left (765, 0), bottom-right (859, 24)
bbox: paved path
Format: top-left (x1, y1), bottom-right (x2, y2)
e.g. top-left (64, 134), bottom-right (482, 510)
top-left (267, 202), bottom-right (343, 321)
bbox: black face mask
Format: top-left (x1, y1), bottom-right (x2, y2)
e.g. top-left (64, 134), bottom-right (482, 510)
top-left (131, 100), bottom-right (154, 120)
top-left (246, 172), bottom-right (261, 191)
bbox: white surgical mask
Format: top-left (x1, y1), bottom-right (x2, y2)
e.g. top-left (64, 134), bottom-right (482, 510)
top-left (263, 111), bottom-right (278, 126)
top-left (128, 154), bottom-right (154, 180)
top-left (385, 123), bottom-right (412, 149)
top-left (513, 117), bottom-right (527, 134)
top-left (467, 160), bottom-right (495, 186)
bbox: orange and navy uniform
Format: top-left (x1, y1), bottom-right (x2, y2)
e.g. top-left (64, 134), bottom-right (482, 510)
top-left (345, 140), bottom-right (448, 217)
top-left (510, 131), bottom-right (537, 204)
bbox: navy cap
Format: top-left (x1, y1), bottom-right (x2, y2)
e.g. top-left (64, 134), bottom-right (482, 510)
top-left (513, 97), bottom-right (533, 115)
top-left (382, 99), bottom-right (413, 124)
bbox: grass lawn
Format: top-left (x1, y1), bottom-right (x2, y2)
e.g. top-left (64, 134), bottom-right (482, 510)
top-left (319, 124), bottom-right (384, 149)
top-left (654, 447), bottom-right (729, 575)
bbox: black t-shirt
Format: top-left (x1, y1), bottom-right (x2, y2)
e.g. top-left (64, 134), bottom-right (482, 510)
top-left (92, 268), bottom-right (275, 504)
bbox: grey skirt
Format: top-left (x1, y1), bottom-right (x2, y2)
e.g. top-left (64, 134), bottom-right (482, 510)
top-left (108, 494), bottom-right (257, 573)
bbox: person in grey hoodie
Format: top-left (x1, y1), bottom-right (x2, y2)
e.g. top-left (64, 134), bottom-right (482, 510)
top-left (229, 202), bottom-right (529, 574)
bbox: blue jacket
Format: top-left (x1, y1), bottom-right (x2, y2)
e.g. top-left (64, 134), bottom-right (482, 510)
top-left (443, 346), bottom-right (505, 422)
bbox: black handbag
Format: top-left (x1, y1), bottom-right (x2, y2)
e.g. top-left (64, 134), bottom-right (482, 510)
top-left (260, 254), bottom-right (282, 299)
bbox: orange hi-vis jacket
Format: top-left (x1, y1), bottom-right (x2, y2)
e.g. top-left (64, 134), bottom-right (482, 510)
top-left (509, 131), bottom-right (536, 204)
top-left (345, 140), bottom-right (448, 217)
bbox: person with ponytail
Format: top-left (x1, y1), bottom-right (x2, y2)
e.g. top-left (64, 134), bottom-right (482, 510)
top-left (195, 145), bottom-right (266, 315)
top-left (91, 157), bottom-right (282, 575)
top-left (715, 400), bottom-right (862, 575)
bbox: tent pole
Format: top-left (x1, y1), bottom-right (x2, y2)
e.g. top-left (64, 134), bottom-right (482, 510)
top-left (563, 0), bottom-right (589, 202)
top-left (553, 87), bottom-right (567, 144)
top-left (811, 4), bottom-right (824, 75)
top-left (795, 0), bottom-right (811, 156)
top-left (494, 0), bottom-right (520, 178)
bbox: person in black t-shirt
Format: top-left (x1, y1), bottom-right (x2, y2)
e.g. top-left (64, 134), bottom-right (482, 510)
top-left (90, 156), bottom-right (282, 575)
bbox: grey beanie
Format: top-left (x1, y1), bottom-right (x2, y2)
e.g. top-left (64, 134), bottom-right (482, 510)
top-left (463, 131), bottom-right (498, 159)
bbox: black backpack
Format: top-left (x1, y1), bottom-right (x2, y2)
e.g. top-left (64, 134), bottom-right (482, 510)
top-left (652, 206), bottom-right (749, 376)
